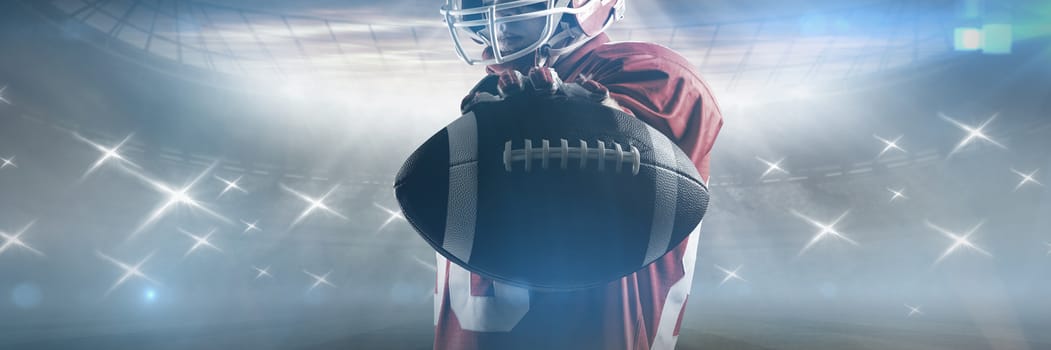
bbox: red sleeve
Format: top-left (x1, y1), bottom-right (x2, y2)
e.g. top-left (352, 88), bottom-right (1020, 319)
top-left (564, 42), bottom-right (724, 182)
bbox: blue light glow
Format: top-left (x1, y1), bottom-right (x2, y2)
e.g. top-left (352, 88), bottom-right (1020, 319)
top-left (818, 282), bottom-right (839, 299)
top-left (981, 23), bottom-right (1013, 54)
top-left (144, 289), bottom-right (157, 302)
top-left (12, 283), bottom-right (43, 309)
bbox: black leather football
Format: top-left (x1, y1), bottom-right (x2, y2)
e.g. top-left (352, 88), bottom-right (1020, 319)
top-left (395, 93), bottom-right (708, 290)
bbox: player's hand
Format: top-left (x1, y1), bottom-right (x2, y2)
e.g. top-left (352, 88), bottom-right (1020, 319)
top-left (460, 68), bottom-right (622, 114)
top-left (460, 74), bottom-right (502, 114)
top-left (518, 67), bottom-right (622, 111)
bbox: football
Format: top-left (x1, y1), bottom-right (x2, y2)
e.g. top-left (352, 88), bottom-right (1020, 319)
top-left (394, 92), bottom-right (709, 290)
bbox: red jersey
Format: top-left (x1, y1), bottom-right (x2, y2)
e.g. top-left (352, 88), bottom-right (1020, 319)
top-left (434, 33), bottom-right (724, 350)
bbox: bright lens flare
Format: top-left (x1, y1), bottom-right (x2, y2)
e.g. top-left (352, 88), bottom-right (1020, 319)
top-left (282, 184), bottom-right (347, 227)
top-left (874, 134), bottom-right (906, 157)
top-left (939, 113), bottom-right (1006, 156)
top-left (98, 251), bottom-right (159, 296)
top-left (303, 269), bottom-right (336, 290)
top-left (374, 203), bottom-right (405, 231)
top-left (757, 157), bottom-right (789, 178)
top-left (887, 187), bottom-right (907, 202)
top-left (241, 220), bottom-right (261, 234)
top-left (792, 210), bottom-right (858, 256)
top-left (215, 175), bottom-right (247, 197)
top-left (253, 265), bottom-right (273, 279)
top-left (925, 220), bottom-right (992, 264)
top-left (0, 221), bottom-right (44, 257)
top-left (0, 156), bottom-right (16, 169)
top-left (73, 133), bottom-right (138, 180)
top-left (715, 264), bottom-right (746, 286)
top-left (1011, 168), bottom-right (1042, 191)
top-left (905, 304), bottom-right (923, 317)
top-left (0, 85), bottom-right (10, 105)
top-left (179, 228), bottom-right (222, 257)
top-left (127, 163), bottom-right (229, 238)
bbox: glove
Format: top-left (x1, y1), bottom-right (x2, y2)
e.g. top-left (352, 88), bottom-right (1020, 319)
top-left (460, 68), bottom-right (622, 114)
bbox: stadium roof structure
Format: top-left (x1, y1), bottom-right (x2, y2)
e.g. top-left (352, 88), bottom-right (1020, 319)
top-left (33, 0), bottom-right (957, 104)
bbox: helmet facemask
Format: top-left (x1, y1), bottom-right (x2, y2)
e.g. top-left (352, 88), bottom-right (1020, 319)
top-left (441, 0), bottom-right (614, 65)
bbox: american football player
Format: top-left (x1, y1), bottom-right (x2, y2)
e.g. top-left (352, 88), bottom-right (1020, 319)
top-left (434, 0), bottom-right (724, 348)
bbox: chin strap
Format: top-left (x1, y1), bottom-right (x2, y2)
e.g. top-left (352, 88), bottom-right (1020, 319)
top-left (533, 12), bottom-right (616, 69)
top-left (534, 21), bottom-right (583, 68)
top-left (534, 44), bottom-right (553, 68)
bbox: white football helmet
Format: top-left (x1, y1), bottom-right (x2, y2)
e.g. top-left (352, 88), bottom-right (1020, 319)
top-left (441, 0), bottom-right (626, 65)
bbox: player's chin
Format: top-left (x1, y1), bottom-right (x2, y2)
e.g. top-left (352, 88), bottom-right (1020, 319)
top-left (496, 43), bottom-right (528, 56)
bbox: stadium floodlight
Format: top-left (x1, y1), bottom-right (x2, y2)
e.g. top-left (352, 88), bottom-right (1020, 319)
top-left (954, 27), bottom-right (982, 51)
top-left (981, 23), bottom-right (1012, 54)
